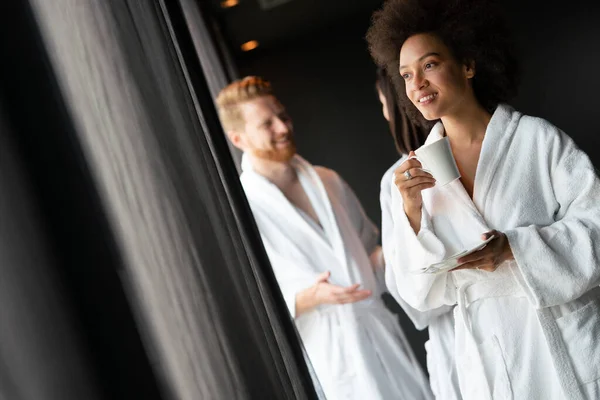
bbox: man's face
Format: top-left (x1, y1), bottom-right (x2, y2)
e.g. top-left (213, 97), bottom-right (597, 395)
top-left (231, 95), bottom-right (296, 162)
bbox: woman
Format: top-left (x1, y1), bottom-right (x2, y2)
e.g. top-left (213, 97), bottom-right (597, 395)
top-left (367, 0), bottom-right (600, 399)
top-left (376, 66), bottom-right (462, 400)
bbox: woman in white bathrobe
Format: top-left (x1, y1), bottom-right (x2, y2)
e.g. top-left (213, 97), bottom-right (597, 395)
top-left (376, 66), bottom-right (463, 400)
top-left (367, 0), bottom-right (600, 399)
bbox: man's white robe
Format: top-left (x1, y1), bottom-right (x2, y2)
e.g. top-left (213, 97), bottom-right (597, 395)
top-left (387, 104), bottom-right (600, 400)
top-left (241, 154), bottom-right (432, 400)
top-left (381, 157), bottom-right (462, 400)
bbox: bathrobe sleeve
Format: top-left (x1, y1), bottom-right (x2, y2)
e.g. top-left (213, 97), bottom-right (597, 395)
top-left (380, 170), bottom-right (455, 325)
top-left (339, 174), bottom-right (390, 285)
top-left (336, 174), bottom-right (380, 255)
top-left (321, 170), bottom-right (387, 283)
top-left (261, 238), bottom-right (319, 319)
top-left (506, 126), bottom-right (600, 308)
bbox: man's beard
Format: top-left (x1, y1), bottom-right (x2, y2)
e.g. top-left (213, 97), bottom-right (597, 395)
top-left (250, 139), bottom-right (296, 162)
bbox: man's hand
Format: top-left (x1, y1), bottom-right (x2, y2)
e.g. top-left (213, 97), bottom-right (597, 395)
top-left (295, 271), bottom-right (372, 317)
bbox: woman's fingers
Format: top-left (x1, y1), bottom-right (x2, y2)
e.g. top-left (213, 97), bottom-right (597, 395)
top-left (452, 237), bottom-right (503, 272)
top-left (452, 259), bottom-right (495, 272)
top-left (457, 247), bottom-right (491, 265)
top-left (396, 158), bottom-right (423, 174)
top-left (394, 168), bottom-right (434, 184)
top-left (396, 177), bottom-right (437, 192)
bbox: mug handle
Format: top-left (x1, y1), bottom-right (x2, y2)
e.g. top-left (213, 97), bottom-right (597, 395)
top-left (406, 155), bottom-right (433, 175)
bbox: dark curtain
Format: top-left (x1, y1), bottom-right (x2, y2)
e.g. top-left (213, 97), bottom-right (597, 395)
top-left (178, 0), bottom-right (243, 172)
top-left (0, 0), bottom-right (318, 398)
top-left (0, 101), bottom-right (107, 400)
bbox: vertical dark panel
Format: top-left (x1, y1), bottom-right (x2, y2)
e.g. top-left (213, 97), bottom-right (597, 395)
top-left (11, 0), bottom-right (320, 398)
top-left (177, 0), bottom-right (243, 171)
top-left (0, 104), bottom-right (104, 400)
top-left (0, 1), bottom-right (166, 399)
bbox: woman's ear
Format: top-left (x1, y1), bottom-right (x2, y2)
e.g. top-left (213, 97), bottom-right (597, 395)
top-left (464, 60), bottom-right (476, 79)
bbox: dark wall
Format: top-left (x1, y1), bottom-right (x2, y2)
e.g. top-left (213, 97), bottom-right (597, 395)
top-left (236, 0), bottom-right (600, 374)
top-left (507, 1), bottom-right (600, 165)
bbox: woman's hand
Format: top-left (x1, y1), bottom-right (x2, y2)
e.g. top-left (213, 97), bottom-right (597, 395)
top-left (452, 230), bottom-right (514, 272)
top-left (394, 152), bottom-right (436, 233)
top-left (393, 152), bottom-right (436, 211)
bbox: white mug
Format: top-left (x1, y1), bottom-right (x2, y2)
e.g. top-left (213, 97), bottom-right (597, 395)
top-left (413, 136), bottom-right (461, 186)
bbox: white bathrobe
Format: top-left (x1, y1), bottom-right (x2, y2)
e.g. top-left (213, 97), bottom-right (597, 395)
top-left (381, 158), bottom-right (462, 400)
top-left (387, 104), bottom-right (600, 400)
top-left (240, 154), bottom-right (433, 400)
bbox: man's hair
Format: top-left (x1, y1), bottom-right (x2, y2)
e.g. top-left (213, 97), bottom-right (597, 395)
top-left (366, 0), bottom-right (519, 122)
top-left (215, 76), bottom-right (273, 132)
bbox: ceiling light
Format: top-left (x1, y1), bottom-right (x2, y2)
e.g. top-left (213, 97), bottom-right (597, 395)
top-left (240, 40), bottom-right (259, 52)
top-left (221, 0), bottom-right (239, 8)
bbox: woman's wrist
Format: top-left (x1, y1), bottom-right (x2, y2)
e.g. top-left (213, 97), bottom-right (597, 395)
top-left (404, 204), bottom-right (422, 234)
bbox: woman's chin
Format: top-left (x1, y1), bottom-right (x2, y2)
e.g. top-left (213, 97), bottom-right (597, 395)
top-left (418, 108), bottom-right (441, 121)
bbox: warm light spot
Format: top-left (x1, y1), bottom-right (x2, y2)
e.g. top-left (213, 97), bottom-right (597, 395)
top-left (221, 0), bottom-right (239, 8)
top-left (241, 40), bottom-right (259, 52)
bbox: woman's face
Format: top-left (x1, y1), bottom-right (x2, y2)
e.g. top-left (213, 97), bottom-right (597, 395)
top-left (377, 87), bottom-right (390, 122)
top-left (399, 33), bottom-right (475, 120)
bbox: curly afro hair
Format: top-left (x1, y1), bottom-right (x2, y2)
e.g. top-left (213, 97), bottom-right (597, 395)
top-left (366, 0), bottom-right (519, 123)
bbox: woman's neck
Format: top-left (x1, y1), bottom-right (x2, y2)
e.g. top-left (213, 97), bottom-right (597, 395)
top-left (441, 102), bottom-right (493, 145)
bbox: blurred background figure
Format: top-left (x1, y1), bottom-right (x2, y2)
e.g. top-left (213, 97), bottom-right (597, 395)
top-left (375, 65), bottom-right (462, 400)
top-left (375, 65), bottom-right (430, 156)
